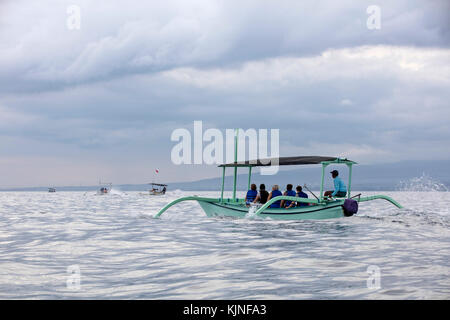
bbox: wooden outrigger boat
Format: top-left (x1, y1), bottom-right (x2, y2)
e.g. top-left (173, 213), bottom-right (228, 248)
top-left (155, 131), bottom-right (402, 220)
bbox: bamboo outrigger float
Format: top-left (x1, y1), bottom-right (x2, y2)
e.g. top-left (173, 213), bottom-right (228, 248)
top-left (155, 130), bottom-right (402, 220)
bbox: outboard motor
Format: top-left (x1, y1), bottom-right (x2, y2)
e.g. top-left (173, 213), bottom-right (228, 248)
top-left (342, 199), bottom-right (358, 217)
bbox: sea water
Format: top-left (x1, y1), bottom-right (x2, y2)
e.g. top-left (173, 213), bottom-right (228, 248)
top-left (0, 190), bottom-right (448, 299)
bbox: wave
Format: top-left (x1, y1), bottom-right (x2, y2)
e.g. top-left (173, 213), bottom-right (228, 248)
top-left (396, 173), bottom-right (448, 192)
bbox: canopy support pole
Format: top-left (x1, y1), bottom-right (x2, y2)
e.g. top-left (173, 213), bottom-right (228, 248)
top-left (232, 129), bottom-right (238, 202)
top-left (347, 163), bottom-right (353, 199)
top-left (220, 166), bottom-right (225, 203)
top-left (320, 163), bottom-right (327, 201)
top-left (247, 167), bottom-right (252, 191)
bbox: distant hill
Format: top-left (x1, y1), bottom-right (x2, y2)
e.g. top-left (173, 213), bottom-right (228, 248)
top-left (167, 160), bottom-right (450, 191)
top-left (2, 160), bottom-right (449, 192)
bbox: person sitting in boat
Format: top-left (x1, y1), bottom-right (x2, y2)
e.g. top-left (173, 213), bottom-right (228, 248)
top-left (286, 185), bottom-right (309, 208)
top-left (267, 185), bottom-right (282, 208)
top-left (324, 170), bottom-right (347, 198)
top-left (245, 184), bottom-right (258, 206)
top-left (253, 184), bottom-right (269, 204)
top-left (280, 184), bottom-right (296, 208)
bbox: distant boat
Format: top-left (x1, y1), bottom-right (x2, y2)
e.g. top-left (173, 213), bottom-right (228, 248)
top-left (48, 188), bottom-right (56, 193)
top-left (148, 183), bottom-right (167, 195)
top-left (97, 181), bottom-right (112, 195)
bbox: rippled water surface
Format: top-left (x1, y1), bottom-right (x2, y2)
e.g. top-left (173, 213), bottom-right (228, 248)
top-left (0, 190), bottom-right (449, 299)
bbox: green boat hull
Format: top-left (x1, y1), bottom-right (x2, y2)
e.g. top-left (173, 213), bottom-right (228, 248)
top-left (154, 194), bottom-right (402, 220)
top-left (197, 200), bottom-right (345, 220)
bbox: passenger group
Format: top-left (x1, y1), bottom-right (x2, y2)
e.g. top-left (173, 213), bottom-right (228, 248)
top-left (244, 170), bottom-right (347, 208)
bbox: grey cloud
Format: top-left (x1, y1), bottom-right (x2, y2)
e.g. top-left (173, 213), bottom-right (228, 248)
top-left (0, 1), bottom-right (449, 186)
top-left (0, 0), bottom-right (449, 93)
top-left (3, 46), bottom-right (449, 156)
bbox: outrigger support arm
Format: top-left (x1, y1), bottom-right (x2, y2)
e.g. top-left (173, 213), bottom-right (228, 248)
top-left (220, 167), bottom-right (225, 203)
top-left (358, 195), bottom-right (403, 209)
top-left (254, 196), bottom-right (319, 216)
top-left (154, 196), bottom-right (220, 218)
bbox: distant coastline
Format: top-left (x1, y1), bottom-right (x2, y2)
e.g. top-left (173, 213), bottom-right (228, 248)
top-left (1, 160), bottom-right (449, 192)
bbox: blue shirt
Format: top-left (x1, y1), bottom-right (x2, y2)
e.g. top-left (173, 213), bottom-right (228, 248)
top-left (332, 177), bottom-right (347, 196)
top-left (296, 191), bottom-right (308, 207)
top-left (246, 189), bottom-right (258, 202)
top-left (284, 190), bottom-right (296, 207)
top-left (270, 190), bottom-right (282, 208)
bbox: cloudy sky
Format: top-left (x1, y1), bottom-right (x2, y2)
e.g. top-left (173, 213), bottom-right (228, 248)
top-left (0, 0), bottom-right (449, 187)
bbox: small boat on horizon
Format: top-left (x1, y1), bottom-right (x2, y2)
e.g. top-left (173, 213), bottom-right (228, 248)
top-left (48, 187), bottom-right (56, 193)
top-left (97, 181), bottom-right (112, 195)
top-left (148, 183), bottom-right (167, 195)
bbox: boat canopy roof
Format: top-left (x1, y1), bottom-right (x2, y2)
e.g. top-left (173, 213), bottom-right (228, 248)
top-left (150, 183), bottom-right (168, 186)
top-left (218, 156), bottom-right (355, 167)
